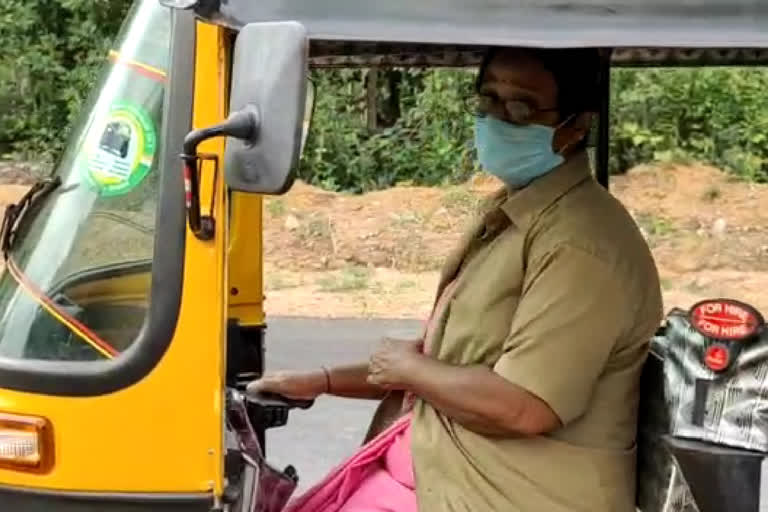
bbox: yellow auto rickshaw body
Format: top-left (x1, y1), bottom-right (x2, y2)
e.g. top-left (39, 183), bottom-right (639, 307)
top-left (0, 0), bottom-right (765, 510)
top-left (0, 4), bottom-right (240, 509)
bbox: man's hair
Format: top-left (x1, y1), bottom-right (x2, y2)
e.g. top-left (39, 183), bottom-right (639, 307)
top-left (475, 47), bottom-right (604, 119)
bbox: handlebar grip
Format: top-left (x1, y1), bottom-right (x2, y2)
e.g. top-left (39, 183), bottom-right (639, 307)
top-left (246, 391), bottom-right (315, 410)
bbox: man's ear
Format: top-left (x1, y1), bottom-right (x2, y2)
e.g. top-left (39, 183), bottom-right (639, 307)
top-left (553, 112), bottom-right (593, 154)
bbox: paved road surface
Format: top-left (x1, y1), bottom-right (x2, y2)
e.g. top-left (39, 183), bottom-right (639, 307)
top-left (262, 316), bottom-right (423, 492)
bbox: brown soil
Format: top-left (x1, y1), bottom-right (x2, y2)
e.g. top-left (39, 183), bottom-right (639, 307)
top-left (263, 163), bottom-right (768, 318)
top-left (1, 160), bottom-right (767, 319)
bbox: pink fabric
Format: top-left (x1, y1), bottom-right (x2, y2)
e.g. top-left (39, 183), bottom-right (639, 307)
top-left (283, 414), bottom-right (415, 512)
top-left (285, 279), bottom-right (459, 512)
top-left (338, 423), bottom-right (416, 512)
top-left (383, 421), bottom-right (415, 488)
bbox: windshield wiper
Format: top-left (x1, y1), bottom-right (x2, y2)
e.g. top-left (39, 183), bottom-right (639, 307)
top-left (0, 176), bottom-right (61, 255)
top-left (91, 211), bottom-right (154, 236)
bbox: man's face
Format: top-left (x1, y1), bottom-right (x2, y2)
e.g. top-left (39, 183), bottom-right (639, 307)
top-left (477, 49), bottom-right (560, 127)
top-left (476, 48), bottom-right (591, 153)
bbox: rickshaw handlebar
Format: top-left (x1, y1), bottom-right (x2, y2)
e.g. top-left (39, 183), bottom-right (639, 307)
top-left (246, 391), bottom-right (315, 410)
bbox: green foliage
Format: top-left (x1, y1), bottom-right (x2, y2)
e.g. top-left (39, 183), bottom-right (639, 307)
top-left (610, 67), bottom-right (768, 181)
top-left (299, 66), bottom-right (768, 192)
top-left (299, 69), bottom-right (478, 193)
top-left (0, 0), bottom-right (131, 158)
top-left (2, 1), bottom-right (768, 191)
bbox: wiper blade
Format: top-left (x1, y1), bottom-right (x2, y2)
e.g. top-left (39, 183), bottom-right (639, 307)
top-left (0, 176), bottom-right (61, 255)
top-left (91, 211), bottom-right (155, 235)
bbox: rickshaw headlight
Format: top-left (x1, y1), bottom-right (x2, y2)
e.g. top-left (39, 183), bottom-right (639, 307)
top-left (0, 412), bottom-right (53, 473)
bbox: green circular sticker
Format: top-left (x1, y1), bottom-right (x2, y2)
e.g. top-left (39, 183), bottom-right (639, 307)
top-left (81, 101), bottom-right (157, 197)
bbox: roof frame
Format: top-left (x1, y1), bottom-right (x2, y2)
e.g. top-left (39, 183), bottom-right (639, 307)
top-left (307, 44), bottom-right (768, 68)
top-left (161, 0), bottom-right (768, 67)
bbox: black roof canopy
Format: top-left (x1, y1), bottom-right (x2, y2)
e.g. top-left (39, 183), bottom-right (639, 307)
top-left (166, 0), bottom-right (768, 66)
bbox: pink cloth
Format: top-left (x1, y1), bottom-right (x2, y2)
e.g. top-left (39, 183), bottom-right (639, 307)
top-left (338, 422), bottom-right (416, 512)
top-left (285, 279), bottom-right (459, 512)
top-left (284, 414), bottom-right (415, 512)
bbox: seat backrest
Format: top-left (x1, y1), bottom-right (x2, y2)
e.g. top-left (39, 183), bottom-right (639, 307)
top-left (636, 348), bottom-right (698, 511)
top-left (636, 306), bottom-right (768, 512)
top-left (654, 309), bottom-right (768, 453)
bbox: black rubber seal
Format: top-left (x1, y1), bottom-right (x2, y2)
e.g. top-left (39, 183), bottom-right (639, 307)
top-left (0, 484), bottom-right (213, 512)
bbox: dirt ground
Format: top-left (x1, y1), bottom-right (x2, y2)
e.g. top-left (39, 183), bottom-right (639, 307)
top-left (1, 159), bottom-right (767, 320)
top-left (261, 162), bottom-right (768, 319)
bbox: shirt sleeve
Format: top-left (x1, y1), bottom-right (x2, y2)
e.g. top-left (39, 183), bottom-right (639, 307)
top-left (493, 242), bottom-right (632, 426)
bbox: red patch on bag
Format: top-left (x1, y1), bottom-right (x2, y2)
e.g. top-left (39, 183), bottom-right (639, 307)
top-left (690, 299), bottom-right (763, 341)
top-left (704, 344), bottom-right (730, 372)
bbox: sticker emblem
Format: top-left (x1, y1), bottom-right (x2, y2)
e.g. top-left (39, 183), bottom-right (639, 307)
top-left (705, 344), bottom-right (731, 372)
top-left (81, 101), bottom-right (156, 196)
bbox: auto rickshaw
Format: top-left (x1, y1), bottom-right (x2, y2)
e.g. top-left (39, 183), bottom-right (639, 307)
top-left (0, 0), bottom-right (766, 510)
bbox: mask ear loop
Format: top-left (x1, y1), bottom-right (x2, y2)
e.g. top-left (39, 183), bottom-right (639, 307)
top-left (552, 113), bottom-right (581, 156)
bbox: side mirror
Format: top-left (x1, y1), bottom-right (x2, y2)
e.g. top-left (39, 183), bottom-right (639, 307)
top-left (224, 21), bottom-right (309, 194)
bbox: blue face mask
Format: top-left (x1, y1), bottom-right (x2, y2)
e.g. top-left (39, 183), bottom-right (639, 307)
top-left (474, 115), bottom-right (565, 189)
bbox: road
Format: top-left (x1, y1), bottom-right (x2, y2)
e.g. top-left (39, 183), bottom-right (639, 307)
top-left (261, 316), bottom-right (423, 492)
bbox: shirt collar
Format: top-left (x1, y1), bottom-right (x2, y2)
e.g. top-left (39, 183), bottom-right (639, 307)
top-left (498, 150), bottom-right (593, 229)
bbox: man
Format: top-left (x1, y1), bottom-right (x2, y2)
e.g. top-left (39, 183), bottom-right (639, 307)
top-left (250, 46), bottom-right (663, 511)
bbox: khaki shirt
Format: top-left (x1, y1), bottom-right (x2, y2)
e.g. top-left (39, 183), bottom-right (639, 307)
top-left (411, 151), bottom-right (664, 512)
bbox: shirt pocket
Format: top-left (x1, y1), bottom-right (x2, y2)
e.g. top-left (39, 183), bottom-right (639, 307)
top-left (440, 289), bottom-right (519, 365)
top-left (436, 230), bottom-right (527, 364)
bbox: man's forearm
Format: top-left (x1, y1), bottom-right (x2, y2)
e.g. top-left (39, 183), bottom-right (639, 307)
top-left (403, 356), bottom-right (557, 436)
top-left (326, 363), bottom-right (388, 400)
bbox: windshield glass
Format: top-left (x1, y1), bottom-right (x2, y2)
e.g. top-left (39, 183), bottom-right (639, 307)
top-left (0, 0), bottom-right (170, 361)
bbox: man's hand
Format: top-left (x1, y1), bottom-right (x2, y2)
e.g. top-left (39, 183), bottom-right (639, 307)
top-left (246, 370), bottom-right (327, 400)
top-left (367, 338), bottom-right (423, 390)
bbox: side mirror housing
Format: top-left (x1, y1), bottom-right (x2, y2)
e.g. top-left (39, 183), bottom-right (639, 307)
top-left (224, 21), bottom-right (309, 194)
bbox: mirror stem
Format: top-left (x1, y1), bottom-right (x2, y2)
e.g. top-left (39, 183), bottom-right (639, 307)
top-left (180, 108), bottom-right (260, 240)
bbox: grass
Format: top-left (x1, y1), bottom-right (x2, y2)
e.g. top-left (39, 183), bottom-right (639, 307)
top-left (389, 210), bottom-right (425, 227)
top-left (396, 230), bottom-right (443, 271)
top-left (298, 216), bottom-right (331, 241)
top-left (316, 265), bottom-right (371, 292)
top-left (702, 186), bottom-right (721, 202)
top-left (637, 213), bottom-right (677, 238)
top-left (266, 198), bottom-right (286, 217)
top-left (266, 272), bottom-right (302, 290)
top-left (441, 186), bottom-right (479, 213)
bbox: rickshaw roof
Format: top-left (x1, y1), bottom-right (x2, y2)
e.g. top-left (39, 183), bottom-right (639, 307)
top-left (177, 0), bottom-right (768, 66)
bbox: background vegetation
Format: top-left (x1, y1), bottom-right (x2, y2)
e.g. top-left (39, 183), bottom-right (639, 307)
top-left (2, 0), bottom-right (768, 191)
top-left (0, 0), bottom-right (131, 156)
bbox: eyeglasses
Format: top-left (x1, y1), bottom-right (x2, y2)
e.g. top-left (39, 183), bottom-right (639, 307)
top-left (462, 92), bottom-right (558, 125)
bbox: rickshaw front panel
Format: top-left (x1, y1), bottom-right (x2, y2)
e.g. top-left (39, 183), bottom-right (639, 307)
top-left (0, 5), bottom-right (230, 509)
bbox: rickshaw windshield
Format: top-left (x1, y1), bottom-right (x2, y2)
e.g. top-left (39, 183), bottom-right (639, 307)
top-left (0, 0), bottom-right (170, 361)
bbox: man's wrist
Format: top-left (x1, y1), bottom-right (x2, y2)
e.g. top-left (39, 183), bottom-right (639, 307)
top-left (305, 369), bottom-right (330, 396)
top-left (397, 352), bottom-right (430, 389)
